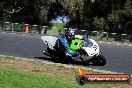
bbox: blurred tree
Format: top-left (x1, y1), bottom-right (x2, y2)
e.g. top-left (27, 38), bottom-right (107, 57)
top-left (106, 0), bottom-right (132, 34)
top-left (120, 0), bottom-right (132, 34)
top-left (93, 17), bottom-right (105, 31)
top-left (0, 0), bottom-right (131, 34)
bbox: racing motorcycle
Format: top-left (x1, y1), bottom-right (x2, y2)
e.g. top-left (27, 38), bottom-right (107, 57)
top-left (41, 35), bottom-right (106, 66)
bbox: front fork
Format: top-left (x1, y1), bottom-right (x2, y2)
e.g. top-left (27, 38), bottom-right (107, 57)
top-left (95, 53), bottom-right (100, 57)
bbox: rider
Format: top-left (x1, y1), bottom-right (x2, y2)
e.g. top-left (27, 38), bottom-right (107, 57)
top-left (58, 28), bottom-right (77, 61)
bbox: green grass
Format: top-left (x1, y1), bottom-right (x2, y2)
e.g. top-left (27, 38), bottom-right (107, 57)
top-left (52, 22), bottom-right (65, 29)
top-left (0, 66), bottom-right (77, 88)
top-left (0, 66), bottom-right (114, 88)
top-left (47, 22), bottom-right (65, 35)
top-left (0, 56), bottom-right (131, 88)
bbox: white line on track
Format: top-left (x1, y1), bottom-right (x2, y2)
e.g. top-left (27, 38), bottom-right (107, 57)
top-left (98, 41), bottom-right (132, 47)
top-left (10, 33), bottom-right (17, 34)
top-left (128, 45), bottom-right (132, 47)
top-left (2, 32), bottom-right (6, 33)
top-left (117, 44), bottom-right (121, 45)
top-left (22, 34), bottom-right (28, 35)
top-left (107, 42), bottom-right (111, 44)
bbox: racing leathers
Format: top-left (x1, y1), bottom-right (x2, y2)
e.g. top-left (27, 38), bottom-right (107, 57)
top-left (58, 34), bottom-right (77, 60)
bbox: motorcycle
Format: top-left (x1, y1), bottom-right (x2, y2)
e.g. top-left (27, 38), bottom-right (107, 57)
top-left (41, 35), bottom-right (106, 66)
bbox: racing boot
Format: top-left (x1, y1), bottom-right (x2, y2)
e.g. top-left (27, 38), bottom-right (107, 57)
top-left (42, 50), bottom-right (51, 57)
top-left (66, 53), bottom-right (73, 63)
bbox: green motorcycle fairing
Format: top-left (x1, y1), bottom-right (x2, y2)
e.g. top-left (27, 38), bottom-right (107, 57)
top-left (70, 39), bottom-right (84, 51)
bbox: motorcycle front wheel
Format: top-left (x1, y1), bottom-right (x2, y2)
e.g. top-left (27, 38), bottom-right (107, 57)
top-left (90, 54), bottom-right (106, 66)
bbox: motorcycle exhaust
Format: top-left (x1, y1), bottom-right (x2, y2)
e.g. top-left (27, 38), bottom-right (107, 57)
top-left (42, 50), bottom-right (51, 57)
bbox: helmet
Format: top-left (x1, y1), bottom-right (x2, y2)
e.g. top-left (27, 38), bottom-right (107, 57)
top-left (64, 28), bottom-right (76, 40)
top-left (64, 28), bottom-right (75, 36)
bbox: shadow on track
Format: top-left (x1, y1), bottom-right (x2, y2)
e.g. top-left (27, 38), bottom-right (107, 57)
top-left (34, 56), bottom-right (92, 66)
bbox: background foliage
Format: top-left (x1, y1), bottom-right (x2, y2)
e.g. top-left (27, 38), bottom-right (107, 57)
top-left (0, 0), bottom-right (132, 34)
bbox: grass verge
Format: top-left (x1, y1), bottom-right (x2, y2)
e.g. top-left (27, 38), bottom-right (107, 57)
top-left (0, 56), bottom-right (131, 88)
top-left (47, 23), bottom-right (65, 35)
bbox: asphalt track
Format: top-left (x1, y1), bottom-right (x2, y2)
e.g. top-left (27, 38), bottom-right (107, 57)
top-left (0, 32), bottom-right (132, 74)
